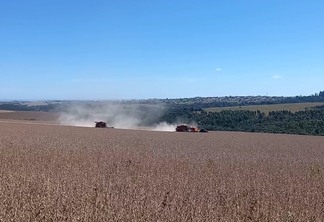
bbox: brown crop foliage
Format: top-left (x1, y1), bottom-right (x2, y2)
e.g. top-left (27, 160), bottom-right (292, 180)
top-left (1, 122), bottom-right (324, 221)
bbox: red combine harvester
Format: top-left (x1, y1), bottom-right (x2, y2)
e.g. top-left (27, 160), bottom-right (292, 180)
top-left (95, 121), bottom-right (107, 128)
top-left (176, 124), bottom-right (200, 132)
top-left (95, 121), bottom-right (114, 129)
top-left (176, 124), bottom-right (208, 133)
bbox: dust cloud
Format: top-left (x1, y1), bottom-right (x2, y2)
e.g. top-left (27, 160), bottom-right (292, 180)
top-left (58, 102), bottom-right (178, 132)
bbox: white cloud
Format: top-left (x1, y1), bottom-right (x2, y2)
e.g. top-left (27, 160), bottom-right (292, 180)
top-left (272, 75), bottom-right (283, 79)
top-left (161, 77), bottom-right (206, 83)
top-left (71, 78), bottom-right (110, 83)
top-left (216, 68), bottom-right (222, 71)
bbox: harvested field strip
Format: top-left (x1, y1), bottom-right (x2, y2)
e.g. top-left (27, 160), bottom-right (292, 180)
top-left (205, 102), bottom-right (324, 114)
top-left (0, 111), bottom-right (59, 122)
top-left (0, 122), bottom-right (324, 221)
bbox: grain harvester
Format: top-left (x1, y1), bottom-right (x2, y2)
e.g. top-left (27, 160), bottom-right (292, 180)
top-left (95, 121), bottom-right (107, 128)
top-left (175, 124), bottom-right (208, 133)
top-left (176, 124), bottom-right (199, 132)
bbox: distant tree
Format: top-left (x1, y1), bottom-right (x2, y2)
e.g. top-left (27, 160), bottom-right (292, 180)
top-left (319, 91), bottom-right (324, 97)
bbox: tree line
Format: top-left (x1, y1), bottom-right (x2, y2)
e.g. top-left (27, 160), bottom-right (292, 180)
top-left (159, 107), bottom-right (324, 136)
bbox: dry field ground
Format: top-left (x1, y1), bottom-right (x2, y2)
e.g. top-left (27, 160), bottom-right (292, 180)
top-left (1, 120), bottom-right (324, 221)
top-left (205, 102), bottom-right (324, 115)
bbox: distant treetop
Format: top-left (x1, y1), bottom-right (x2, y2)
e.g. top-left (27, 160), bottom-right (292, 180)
top-left (319, 91), bottom-right (324, 97)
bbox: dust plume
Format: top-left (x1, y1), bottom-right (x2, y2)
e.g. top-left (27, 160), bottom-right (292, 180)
top-left (58, 102), bottom-right (178, 132)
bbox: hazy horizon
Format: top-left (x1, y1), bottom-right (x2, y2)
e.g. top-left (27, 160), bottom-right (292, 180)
top-left (1, 90), bottom-right (322, 102)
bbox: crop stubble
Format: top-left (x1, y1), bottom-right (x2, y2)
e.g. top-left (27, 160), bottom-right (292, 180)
top-left (0, 122), bottom-right (324, 221)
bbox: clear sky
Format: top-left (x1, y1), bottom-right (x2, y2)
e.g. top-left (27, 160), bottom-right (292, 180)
top-left (1, 0), bottom-right (323, 100)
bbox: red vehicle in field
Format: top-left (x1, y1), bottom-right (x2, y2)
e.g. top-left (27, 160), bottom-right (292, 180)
top-left (176, 124), bottom-right (208, 133)
top-left (95, 121), bottom-right (107, 128)
top-left (176, 124), bottom-right (200, 132)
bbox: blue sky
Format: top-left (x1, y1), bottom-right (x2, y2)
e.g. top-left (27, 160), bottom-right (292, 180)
top-left (1, 0), bottom-right (323, 100)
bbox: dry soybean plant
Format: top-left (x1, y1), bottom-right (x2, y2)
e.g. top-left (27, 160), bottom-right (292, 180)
top-left (0, 122), bottom-right (324, 221)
